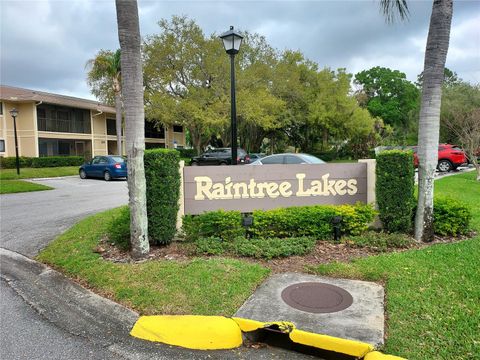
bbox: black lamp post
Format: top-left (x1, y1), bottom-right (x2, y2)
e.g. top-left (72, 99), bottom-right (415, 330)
top-left (9, 108), bottom-right (20, 175)
top-left (220, 26), bottom-right (243, 165)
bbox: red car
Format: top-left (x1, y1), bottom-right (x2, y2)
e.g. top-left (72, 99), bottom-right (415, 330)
top-left (413, 144), bottom-right (467, 172)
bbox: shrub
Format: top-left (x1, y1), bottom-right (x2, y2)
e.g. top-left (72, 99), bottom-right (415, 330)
top-left (144, 149), bottom-right (181, 245)
top-left (233, 236), bottom-right (316, 260)
top-left (376, 150), bottom-right (415, 233)
top-left (194, 236), bottom-right (316, 260)
top-left (250, 203), bottom-right (376, 239)
top-left (347, 231), bottom-right (413, 251)
top-left (336, 203), bottom-right (378, 236)
top-left (0, 156), bottom-right (84, 169)
top-left (433, 198), bottom-right (471, 236)
top-left (195, 237), bottom-right (228, 255)
top-left (176, 148), bottom-right (197, 158)
top-left (183, 210), bottom-right (244, 242)
top-left (1, 157), bottom-right (34, 169)
top-left (106, 206), bottom-right (130, 250)
top-left (31, 156), bottom-right (84, 168)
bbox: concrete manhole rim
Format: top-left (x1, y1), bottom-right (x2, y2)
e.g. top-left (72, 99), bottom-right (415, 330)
top-left (281, 282), bottom-right (354, 314)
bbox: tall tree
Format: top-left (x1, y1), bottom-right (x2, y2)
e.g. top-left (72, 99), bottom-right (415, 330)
top-left (86, 49), bottom-right (123, 155)
top-left (380, 0), bottom-right (453, 242)
top-left (354, 66), bottom-right (419, 137)
top-left (442, 82), bottom-right (480, 180)
top-left (115, 0), bottom-right (149, 258)
top-left (143, 17), bottom-right (286, 154)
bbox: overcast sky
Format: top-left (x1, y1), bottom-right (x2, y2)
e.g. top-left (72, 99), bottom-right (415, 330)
top-left (1, 0), bottom-right (479, 100)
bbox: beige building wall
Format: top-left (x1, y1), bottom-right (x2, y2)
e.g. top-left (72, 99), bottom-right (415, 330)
top-left (0, 97), bottom-right (186, 158)
top-left (0, 101), bottom-right (38, 157)
top-left (91, 111), bottom-right (108, 156)
top-left (166, 125), bottom-right (186, 149)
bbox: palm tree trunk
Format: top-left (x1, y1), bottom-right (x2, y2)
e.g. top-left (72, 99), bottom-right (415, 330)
top-left (415, 0), bottom-right (453, 242)
top-left (114, 89), bottom-right (122, 155)
top-left (115, 0), bottom-right (149, 258)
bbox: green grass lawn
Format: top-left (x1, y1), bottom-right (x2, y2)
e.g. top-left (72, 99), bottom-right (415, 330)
top-left (314, 171), bottom-right (480, 360)
top-left (0, 166), bottom-right (79, 180)
top-left (0, 180), bottom-right (53, 194)
top-left (37, 171), bottom-right (479, 359)
top-left (37, 208), bottom-right (269, 316)
top-left (435, 171), bottom-right (480, 229)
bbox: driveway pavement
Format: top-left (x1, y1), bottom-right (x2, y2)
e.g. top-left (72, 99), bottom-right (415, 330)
top-left (414, 165), bottom-right (474, 184)
top-left (0, 177), bottom-right (128, 256)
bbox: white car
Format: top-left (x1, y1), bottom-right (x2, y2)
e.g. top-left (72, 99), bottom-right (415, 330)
top-left (250, 153), bottom-right (325, 165)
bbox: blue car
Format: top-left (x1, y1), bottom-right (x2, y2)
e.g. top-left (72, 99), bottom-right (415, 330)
top-left (79, 155), bottom-right (127, 181)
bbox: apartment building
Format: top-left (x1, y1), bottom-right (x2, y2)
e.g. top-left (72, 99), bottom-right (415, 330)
top-left (0, 85), bottom-right (186, 158)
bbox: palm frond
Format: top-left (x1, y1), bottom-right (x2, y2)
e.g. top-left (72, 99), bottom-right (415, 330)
top-left (380, 0), bottom-right (410, 23)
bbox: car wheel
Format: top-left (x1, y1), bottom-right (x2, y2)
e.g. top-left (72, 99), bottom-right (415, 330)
top-left (79, 169), bottom-right (87, 179)
top-left (104, 171), bottom-right (112, 181)
top-left (219, 162), bottom-right (227, 166)
top-left (191, 161), bottom-right (199, 166)
top-left (437, 159), bottom-right (453, 172)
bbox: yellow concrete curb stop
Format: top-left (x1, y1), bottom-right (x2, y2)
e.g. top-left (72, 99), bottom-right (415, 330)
top-left (130, 315), bottom-right (405, 359)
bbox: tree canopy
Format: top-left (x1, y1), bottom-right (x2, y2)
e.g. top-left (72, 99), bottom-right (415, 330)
top-left (141, 16), bottom-right (381, 158)
top-left (354, 66), bottom-right (419, 131)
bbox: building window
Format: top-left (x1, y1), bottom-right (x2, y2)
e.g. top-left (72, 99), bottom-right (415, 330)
top-left (145, 121), bottom-right (165, 139)
top-left (107, 118), bottom-right (117, 135)
top-left (0, 102), bottom-right (3, 115)
top-left (0, 139), bottom-right (5, 152)
top-left (173, 125), bottom-right (183, 133)
top-left (37, 104), bottom-right (91, 134)
top-left (38, 138), bottom-right (78, 156)
top-left (145, 142), bottom-right (165, 149)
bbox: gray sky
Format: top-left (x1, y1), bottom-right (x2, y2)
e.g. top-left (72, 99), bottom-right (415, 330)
top-left (1, 0), bottom-right (479, 100)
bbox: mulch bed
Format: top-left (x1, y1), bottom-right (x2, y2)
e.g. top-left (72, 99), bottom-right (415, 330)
top-left (96, 232), bottom-right (475, 274)
top-left (95, 236), bottom-right (462, 273)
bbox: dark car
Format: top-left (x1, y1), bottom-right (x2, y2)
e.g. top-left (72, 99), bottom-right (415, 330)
top-left (79, 155), bottom-right (127, 181)
top-left (250, 153), bottom-right (325, 165)
top-left (190, 148), bottom-right (250, 166)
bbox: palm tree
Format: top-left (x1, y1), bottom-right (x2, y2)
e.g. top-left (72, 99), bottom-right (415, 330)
top-left (86, 49), bottom-right (123, 156)
top-left (380, 0), bottom-right (453, 242)
top-left (115, 0), bottom-right (149, 258)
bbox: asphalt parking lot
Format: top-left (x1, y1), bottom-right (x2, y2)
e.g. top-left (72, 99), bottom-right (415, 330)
top-left (415, 164), bottom-right (474, 183)
top-left (0, 176), bottom-right (128, 257)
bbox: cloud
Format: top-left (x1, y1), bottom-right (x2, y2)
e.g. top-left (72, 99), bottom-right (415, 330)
top-left (1, 0), bottom-right (478, 100)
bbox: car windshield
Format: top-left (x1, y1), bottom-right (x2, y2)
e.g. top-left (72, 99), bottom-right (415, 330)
top-left (110, 156), bottom-right (125, 163)
top-left (301, 154), bottom-right (325, 164)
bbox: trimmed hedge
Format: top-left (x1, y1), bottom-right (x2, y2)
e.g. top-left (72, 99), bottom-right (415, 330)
top-left (182, 210), bottom-right (244, 242)
top-left (0, 157), bottom-right (34, 169)
top-left (0, 156), bottom-right (84, 169)
top-left (176, 148), bottom-right (197, 158)
top-left (144, 149), bottom-right (181, 245)
top-left (251, 203), bottom-right (376, 239)
top-left (183, 203), bottom-right (376, 242)
top-left (433, 198), bottom-right (471, 236)
top-left (376, 150), bottom-right (415, 233)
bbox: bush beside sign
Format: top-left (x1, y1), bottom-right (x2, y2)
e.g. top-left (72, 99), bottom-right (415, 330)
top-left (183, 163), bottom-right (368, 215)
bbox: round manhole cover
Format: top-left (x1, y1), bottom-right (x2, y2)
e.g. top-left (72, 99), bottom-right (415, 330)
top-left (281, 282), bottom-right (353, 313)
